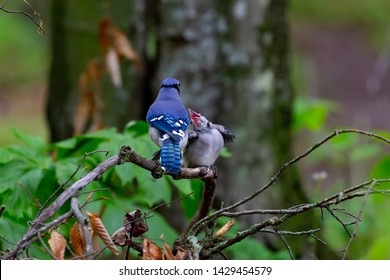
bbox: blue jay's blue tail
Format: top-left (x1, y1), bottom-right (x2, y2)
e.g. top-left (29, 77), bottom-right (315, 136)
top-left (160, 137), bottom-right (181, 174)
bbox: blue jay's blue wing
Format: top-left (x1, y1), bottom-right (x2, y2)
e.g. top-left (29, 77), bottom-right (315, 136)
top-left (147, 113), bottom-right (189, 142)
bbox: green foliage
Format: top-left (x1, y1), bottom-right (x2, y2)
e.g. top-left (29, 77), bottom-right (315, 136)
top-left (292, 97), bottom-right (337, 132)
top-left (0, 122), bottom-right (195, 258)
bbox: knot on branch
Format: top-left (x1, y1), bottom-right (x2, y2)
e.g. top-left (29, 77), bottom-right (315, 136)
top-left (118, 145), bottom-right (135, 165)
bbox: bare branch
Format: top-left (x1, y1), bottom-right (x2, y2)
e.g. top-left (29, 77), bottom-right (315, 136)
top-left (342, 180), bottom-right (377, 259)
top-left (188, 129), bottom-right (390, 236)
top-left (70, 197), bottom-right (93, 260)
top-left (37, 233), bottom-right (55, 260)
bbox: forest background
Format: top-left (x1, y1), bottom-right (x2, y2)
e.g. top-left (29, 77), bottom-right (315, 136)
top-left (1, 0), bottom-right (390, 260)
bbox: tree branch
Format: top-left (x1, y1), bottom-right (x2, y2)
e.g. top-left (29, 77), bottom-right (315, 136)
top-left (342, 180), bottom-right (377, 259)
top-left (2, 129), bottom-right (390, 260)
top-left (1, 146), bottom-right (215, 260)
top-left (187, 129), bottom-right (390, 236)
top-left (70, 197), bottom-right (93, 260)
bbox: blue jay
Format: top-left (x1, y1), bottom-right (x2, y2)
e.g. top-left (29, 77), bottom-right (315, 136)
top-left (184, 109), bottom-right (235, 168)
top-left (146, 78), bottom-right (189, 174)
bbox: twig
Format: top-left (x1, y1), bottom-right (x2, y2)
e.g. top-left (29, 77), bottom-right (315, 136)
top-left (342, 180), bottom-right (377, 259)
top-left (37, 233), bottom-right (55, 260)
top-left (325, 206), bottom-right (352, 238)
top-left (39, 150), bottom-right (110, 215)
top-left (17, 182), bottom-right (42, 208)
top-left (202, 179), bottom-right (390, 259)
top-left (70, 197), bottom-right (93, 260)
top-left (0, 0), bottom-right (44, 34)
top-left (189, 129), bottom-right (390, 236)
top-left (274, 228), bottom-right (294, 260)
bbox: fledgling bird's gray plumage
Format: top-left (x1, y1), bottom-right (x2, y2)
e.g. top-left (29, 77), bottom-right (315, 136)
top-left (183, 109), bottom-right (235, 168)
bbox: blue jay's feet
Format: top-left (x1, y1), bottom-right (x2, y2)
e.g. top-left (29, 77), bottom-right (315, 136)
top-left (151, 166), bottom-right (165, 179)
top-left (170, 171), bottom-right (182, 180)
top-left (209, 165), bottom-right (218, 178)
top-left (152, 149), bottom-right (161, 161)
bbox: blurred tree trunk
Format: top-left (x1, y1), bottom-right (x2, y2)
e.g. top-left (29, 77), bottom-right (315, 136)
top-left (152, 0), bottom-right (314, 257)
top-left (46, 0), bottom-right (324, 258)
top-left (46, 0), bottom-right (142, 142)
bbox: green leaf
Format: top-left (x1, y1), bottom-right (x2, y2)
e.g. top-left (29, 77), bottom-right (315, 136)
top-left (0, 160), bottom-right (30, 192)
top-left (350, 143), bottom-right (381, 161)
top-left (50, 137), bottom-right (77, 150)
top-left (179, 179), bottom-right (203, 219)
top-left (219, 147), bottom-right (232, 158)
top-left (54, 158), bottom-right (83, 185)
top-left (9, 128), bottom-right (45, 154)
top-left (293, 98), bottom-right (336, 131)
top-left (0, 147), bottom-right (18, 163)
top-left (361, 237), bottom-right (390, 259)
top-left (3, 168), bottom-right (45, 218)
top-left (125, 121), bottom-right (149, 137)
top-left (131, 168), bottom-right (172, 207)
top-left (371, 156), bottom-right (390, 179)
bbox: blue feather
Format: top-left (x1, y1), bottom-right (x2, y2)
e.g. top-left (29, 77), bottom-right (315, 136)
top-left (160, 137), bottom-right (181, 174)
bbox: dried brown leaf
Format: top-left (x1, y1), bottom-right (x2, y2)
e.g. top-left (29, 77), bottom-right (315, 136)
top-left (98, 17), bottom-right (111, 53)
top-left (143, 238), bottom-right (163, 260)
top-left (163, 243), bottom-right (174, 260)
top-left (214, 219), bottom-right (235, 237)
top-left (73, 58), bottom-right (104, 135)
top-left (105, 46), bottom-right (122, 88)
top-left (69, 222), bottom-right (86, 257)
top-left (110, 26), bottom-right (141, 70)
top-left (111, 227), bottom-right (129, 247)
top-left (87, 211), bottom-right (119, 256)
top-left (48, 231), bottom-right (66, 260)
top-left (99, 17), bottom-right (142, 74)
top-left (174, 246), bottom-right (187, 260)
top-left (123, 209), bottom-right (148, 237)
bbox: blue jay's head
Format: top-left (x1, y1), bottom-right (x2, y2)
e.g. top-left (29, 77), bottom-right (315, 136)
top-left (160, 78), bottom-right (180, 92)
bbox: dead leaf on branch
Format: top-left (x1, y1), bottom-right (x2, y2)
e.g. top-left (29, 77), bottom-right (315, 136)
top-left (48, 231), bottom-right (66, 260)
top-left (214, 219), bottom-right (235, 237)
top-left (111, 227), bottom-right (129, 247)
top-left (174, 246), bottom-right (187, 260)
top-left (73, 58), bottom-right (105, 135)
top-left (164, 243), bottom-right (174, 260)
top-left (98, 17), bottom-right (143, 89)
top-left (143, 238), bottom-right (163, 260)
top-left (69, 222), bottom-right (93, 258)
top-left (105, 46), bottom-right (122, 88)
top-left (86, 211), bottom-right (119, 256)
top-left (123, 209), bottom-right (148, 237)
